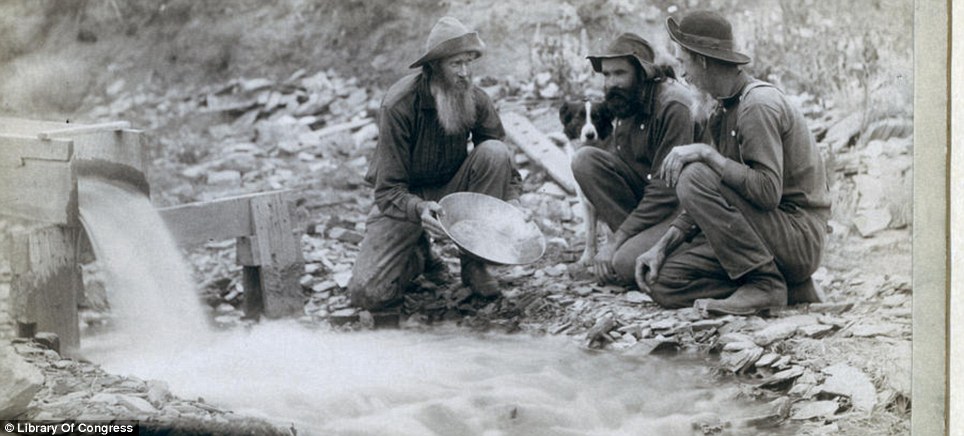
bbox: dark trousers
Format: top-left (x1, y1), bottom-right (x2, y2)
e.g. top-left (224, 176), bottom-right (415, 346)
top-left (650, 163), bottom-right (828, 308)
top-left (348, 140), bottom-right (515, 310)
top-left (571, 146), bottom-right (680, 284)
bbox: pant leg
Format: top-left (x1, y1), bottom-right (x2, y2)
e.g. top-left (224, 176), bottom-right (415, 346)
top-left (423, 140), bottom-right (517, 201)
top-left (611, 211), bottom-right (680, 284)
top-left (677, 162), bottom-right (826, 283)
top-left (348, 207), bottom-right (429, 310)
top-left (649, 234), bottom-right (739, 308)
top-left (570, 146), bottom-right (646, 232)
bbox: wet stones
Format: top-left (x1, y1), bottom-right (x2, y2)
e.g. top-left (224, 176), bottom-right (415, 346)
top-left (0, 344), bottom-right (43, 419)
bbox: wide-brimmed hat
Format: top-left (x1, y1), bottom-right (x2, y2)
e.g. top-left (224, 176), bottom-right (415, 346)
top-left (666, 11), bottom-right (750, 65)
top-left (409, 16), bottom-right (485, 69)
top-left (587, 33), bottom-right (658, 78)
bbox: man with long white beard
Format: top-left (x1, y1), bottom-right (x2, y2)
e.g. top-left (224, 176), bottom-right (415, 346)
top-left (349, 17), bottom-right (521, 311)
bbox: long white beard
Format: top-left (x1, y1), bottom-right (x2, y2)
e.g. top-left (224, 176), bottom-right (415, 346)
top-left (430, 79), bottom-right (477, 135)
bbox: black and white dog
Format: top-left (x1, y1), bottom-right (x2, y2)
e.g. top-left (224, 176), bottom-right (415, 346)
top-left (559, 99), bottom-right (614, 264)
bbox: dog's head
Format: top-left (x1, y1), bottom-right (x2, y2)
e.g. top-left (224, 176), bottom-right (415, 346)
top-left (559, 100), bottom-right (614, 143)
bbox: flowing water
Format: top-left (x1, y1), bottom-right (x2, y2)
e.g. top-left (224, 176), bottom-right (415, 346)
top-left (78, 178), bottom-right (778, 436)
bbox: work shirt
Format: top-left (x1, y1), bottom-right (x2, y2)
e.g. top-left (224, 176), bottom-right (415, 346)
top-left (607, 80), bottom-right (695, 237)
top-left (671, 73), bottom-right (832, 236)
top-left (368, 73), bottom-right (508, 223)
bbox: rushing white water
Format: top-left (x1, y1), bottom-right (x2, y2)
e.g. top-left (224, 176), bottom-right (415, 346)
top-left (78, 177), bottom-right (772, 436)
top-left (78, 177), bottom-right (209, 353)
top-left (85, 323), bottom-right (768, 436)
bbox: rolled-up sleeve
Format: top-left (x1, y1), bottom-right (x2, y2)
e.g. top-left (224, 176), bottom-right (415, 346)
top-left (373, 104), bottom-right (423, 223)
top-left (721, 95), bottom-right (784, 211)
top-left (618, 100), bottom-right (692, 236)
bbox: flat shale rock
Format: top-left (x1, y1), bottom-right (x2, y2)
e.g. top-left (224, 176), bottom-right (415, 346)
top-left (752, 315), bottom-right (819, 346)
top-left (0, 345), bottom-right (44, 419)
top-left (819, 363), bottom-right (877, 412)
top-left (791, 400), bottom-right (839, 420)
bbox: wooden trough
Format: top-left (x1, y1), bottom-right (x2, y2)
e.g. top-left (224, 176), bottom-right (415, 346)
top-left (157, 191), bottom-right (305, 320)
top-left (1, 118), bottom-right (304, 354)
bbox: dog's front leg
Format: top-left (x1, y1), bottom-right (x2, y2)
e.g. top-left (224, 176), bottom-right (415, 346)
top-left (578, 187), bottom-right (598, 265)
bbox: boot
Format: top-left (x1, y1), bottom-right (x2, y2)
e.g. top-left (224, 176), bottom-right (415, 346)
top-left (694, 261), bottom-right (787, 316)
top-left (787, 277), bottom-right (825, 304)
top-left (421, 244), bottom-right (452, 286)
top-left (460, 256), bottom-right (499, 297)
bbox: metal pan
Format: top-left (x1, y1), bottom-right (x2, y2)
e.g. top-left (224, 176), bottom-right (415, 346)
top-left (438, 192), bottom-right (545, 265)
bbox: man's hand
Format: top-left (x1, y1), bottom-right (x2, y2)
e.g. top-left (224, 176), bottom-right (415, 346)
top-left (634, 245), bottom-right (666, 294)
top-left (658, 143), bottom-right (717, 187)
top-left (591, 242), bottom-right (617, 283)
top-left (417, 201), bottom-right (447, 239)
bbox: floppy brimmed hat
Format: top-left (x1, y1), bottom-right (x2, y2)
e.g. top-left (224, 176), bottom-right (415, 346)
top-left (409, 16), bottom-right (485, 69)
top-left (666, 10), bottom-right (750, 64)
top-left (587, 33), bottom-right (658, 78)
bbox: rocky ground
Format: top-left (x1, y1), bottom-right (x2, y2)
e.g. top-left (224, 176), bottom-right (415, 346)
top-left (1, 65), bottom-right (914, 435)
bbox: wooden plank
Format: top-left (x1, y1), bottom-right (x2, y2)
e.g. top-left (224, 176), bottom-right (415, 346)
top-left (500, 111), bottom-right (576, 194)
top-left (157, 196), bottom-right (255, 247)
top-left (37, 121), bottom-right (131, 140)
top-left (0, 160), bottom-right (75, 224)
top-left (157, 189), bottom-right (298, 247)
top-left (9, 226), bottom-right (81, 353)
top-left (250, 193), bottom-right (304, 318)
top-left (0, 117), bottom-right (72, 137)
top-left (0, 135), bottom-right (72, 166)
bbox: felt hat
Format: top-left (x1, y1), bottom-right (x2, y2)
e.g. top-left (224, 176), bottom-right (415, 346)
top-left (587, 33), bottom-right (658, 78)
top-left (409, 16), bottom-right (485, 69)
top-left (666, 10), bottom-right (751, 64)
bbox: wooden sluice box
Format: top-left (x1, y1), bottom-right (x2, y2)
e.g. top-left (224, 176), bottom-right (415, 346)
top-left (0, 118), bottom-right (304, 354)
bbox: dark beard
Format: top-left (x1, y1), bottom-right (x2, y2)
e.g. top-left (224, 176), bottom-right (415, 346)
top-left (604, 86), bottom-right (642, 119)
top-left (430, 76), bottom-right (477, 135)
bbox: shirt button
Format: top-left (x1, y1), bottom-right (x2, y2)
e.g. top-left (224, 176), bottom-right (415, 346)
top-left (730, 130), bottom-right (736, 137)
top-left (640, 124), bottom-right (645, 130)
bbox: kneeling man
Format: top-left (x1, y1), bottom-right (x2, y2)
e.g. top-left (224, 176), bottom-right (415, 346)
top-left (349, 17), bottom-right (520, 310)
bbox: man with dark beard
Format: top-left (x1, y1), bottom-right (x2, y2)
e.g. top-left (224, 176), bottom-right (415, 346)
top-left (571, 33), bottom-right (696, 285)
top-left (349, 17), bottom-right (521, 311)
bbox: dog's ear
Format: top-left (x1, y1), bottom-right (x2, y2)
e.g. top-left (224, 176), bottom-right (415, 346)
top-left (559, 103), bottom-right (574, 125)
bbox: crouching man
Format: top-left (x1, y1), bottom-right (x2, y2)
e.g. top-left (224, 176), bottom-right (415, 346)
top-left (571, 33), bottom-right (695, 285)
top-left (349, 17), bottom-right (521, 311)
top-left (635, 11), bottom-right (831, 315)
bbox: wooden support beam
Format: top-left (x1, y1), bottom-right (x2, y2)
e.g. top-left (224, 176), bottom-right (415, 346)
top-left (249, 194), bottom-right (304, 318)
top-left (0, 160), bottom-right (76, 225)
top-left (9, 226), bottom-right (81, 354)
top-left (500, 111), bottom-right (577, 194)
top-left (158, 195), bottom-right (257, 247)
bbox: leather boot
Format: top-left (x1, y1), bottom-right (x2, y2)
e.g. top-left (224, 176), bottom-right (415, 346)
top-left (694, 261), bottom-right (787, 316)
top-left (460, 256), bottom-right (499, 297)
top-left (420, 242), bottom-right (452, 285)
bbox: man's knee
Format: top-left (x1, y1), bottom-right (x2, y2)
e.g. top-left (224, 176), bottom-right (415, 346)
top-left (473, 140), bottom-right (512, 166)
top-left (676, 162), bottom-right (719, 207)
top-left (571, 146), bottom-right (607, 181)
top-left (348, 276), bottom-right (401, 311)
